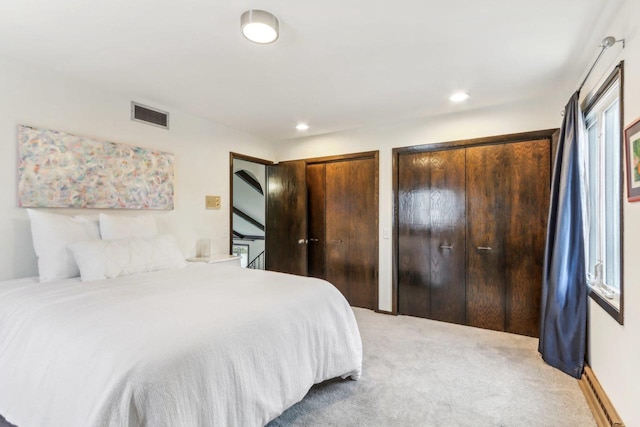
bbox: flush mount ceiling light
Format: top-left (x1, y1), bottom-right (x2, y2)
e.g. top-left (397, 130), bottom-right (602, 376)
top-left (449, 92), bottom-right (470, 102)
top-left (295, 123), bottom-right (310, 131)
top-left (241, 10), bottom-right (279, 44)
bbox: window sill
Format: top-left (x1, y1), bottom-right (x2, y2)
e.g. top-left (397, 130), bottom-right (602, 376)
top-left (589, 285), bottom-right (623, 325)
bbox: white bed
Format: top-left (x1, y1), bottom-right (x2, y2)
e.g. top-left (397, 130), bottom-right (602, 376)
top-left (0, 263), bottom-right (362, 426)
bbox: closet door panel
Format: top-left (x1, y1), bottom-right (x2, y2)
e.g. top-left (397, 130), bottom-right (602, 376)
top-left (466, 145), bottom-right (506, 332)
top-left (397, 153), bottom-right (431, 317)
top-left (348, 158), bottom-right (378, 309)
top-left (429, 149), bottom-right (467, 324)
top-left (504, 140), bottom-right (550, 337)
top-left (307, 164), bottom-right (326, 279)
top-left (325, 161), bottom-right (351, 298)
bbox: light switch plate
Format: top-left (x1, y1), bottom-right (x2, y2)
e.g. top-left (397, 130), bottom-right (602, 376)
top-left (206, 195), bottom-right (221, 210)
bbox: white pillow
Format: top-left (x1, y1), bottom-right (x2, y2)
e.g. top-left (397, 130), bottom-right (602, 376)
top-left (27, 209), bottom-right (101, 282)
top-left (69, 234), bottom-right (186, 282)
top-left (99, 213), bottom-right (158, 240)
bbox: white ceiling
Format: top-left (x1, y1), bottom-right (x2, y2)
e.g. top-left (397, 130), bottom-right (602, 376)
top-left (0, 0), bottom-right (620, 141)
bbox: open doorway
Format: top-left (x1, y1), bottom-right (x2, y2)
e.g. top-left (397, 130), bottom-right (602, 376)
top-left (229, 153), bottom-right (272, 269)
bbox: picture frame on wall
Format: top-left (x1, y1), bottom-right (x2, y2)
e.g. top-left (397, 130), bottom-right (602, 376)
top-left (625, 116), bottom-right (640, 202)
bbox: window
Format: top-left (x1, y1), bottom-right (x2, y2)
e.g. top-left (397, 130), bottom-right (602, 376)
top-left (582, 63), bottom-right (623, 323)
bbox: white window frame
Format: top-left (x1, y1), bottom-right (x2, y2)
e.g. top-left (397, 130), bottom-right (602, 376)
top-left (582, 63), bottom-right (624, 324)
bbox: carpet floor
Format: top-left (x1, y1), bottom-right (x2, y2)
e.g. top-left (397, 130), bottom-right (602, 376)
top-left (268, 308), bottom-right (595, 427)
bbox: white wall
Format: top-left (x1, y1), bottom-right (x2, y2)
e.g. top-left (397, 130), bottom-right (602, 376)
top-left (0, 56), bottom-right (275, 280)
top-left (579, 1), bottom-right (640, 425)
top-left (275, 96), bottom-right (564, 312)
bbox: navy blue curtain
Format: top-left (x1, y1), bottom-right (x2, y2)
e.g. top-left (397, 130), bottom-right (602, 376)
top-left (538, 92), bottom-right (588, 379)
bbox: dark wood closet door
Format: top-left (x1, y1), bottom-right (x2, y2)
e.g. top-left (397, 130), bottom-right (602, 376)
top-left (348, 158), bottom-right (377, 309)
top-left (465, 145), bottom-right (506, 332)
top-left (429, 150), bottom-right (467, 324)
top-left (397, 152), bottom-right (432, 317)
top-left (307, 164), bottom-right (326, 279)
top-left (504, 140), bottom-right (550, 337)
top-left (325, 161), bottom-right (351, 298)
top-left (397, 150), bottom-right (466, 322)
top-left (266, 160), bottom-right (308, 276)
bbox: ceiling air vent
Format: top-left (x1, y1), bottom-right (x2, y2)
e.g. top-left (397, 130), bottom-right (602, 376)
top-left (131, 102), bottom-right (169, 129)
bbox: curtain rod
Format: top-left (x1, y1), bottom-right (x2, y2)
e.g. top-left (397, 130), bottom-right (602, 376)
top-left (577, 36), bottom-right (624, 94)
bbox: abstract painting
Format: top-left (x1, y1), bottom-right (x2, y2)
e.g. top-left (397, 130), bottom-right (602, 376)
top-left (17, 125), bottom-right (174, 209)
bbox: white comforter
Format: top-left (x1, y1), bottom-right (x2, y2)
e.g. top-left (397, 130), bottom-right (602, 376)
top-left (0, 263), bottom-right (362, 426)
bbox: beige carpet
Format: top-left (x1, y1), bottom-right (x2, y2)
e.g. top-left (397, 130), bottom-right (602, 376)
top-left (268, 308), bottom-right (595, 427)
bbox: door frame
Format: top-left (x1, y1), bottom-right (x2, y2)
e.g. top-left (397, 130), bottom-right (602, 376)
top-left (229, 152), bottom-right (274, 255)
top-left (231, 150), bottom-right (380, 310)
top-left (391, 129), bottom-right (557, 315)
top-left (304, 150), bottom-right (379, 165)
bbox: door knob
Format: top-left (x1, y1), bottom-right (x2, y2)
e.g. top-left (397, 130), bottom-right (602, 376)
top-left (477, 246), bottom-right (492, 251)
top-left (309, 238), bottom-right (319, 242)
top-left (331, 239), bottom-right (343, 244)
top-left (298, 239), bottom-right (308, 245)
top-left (440, 245), bottom-right (454, 250)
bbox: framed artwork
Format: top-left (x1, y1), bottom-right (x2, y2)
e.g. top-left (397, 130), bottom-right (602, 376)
top-left (625, 116), bottom-right (640, 202)
top-left (17, 125), bottom-right (174, 209)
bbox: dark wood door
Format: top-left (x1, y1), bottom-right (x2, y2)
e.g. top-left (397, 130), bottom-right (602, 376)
top-left (348, 158), bottom-right (378, 310)
top-left (465, 144), bottom-right (506, 332)
top-left (266, 160), bottom-right (308, 276)
top-left (306, 163), bottom-right (326, 279)
top-left (397, 152), bottom-right (432, 317)
top-left (325, 161), bottom-right (351, 299)
top-left (397, 150), bottom-right (466, 323)
top-left (504, 140), bottom-right (550, 337)
top-left (429, 150), bottom-right (466, 324)
top-left (324, 158), bottom-right (378, 309)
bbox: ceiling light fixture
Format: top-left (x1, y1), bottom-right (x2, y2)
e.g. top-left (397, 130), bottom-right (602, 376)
top-left (241, 10), bottom-right (279, 44)
top-left (295, 123), bottom-right (309, 131)
top-left (449, 92), bottom-right (470, 103)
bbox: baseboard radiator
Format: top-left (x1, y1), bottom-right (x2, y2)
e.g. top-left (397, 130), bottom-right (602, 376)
top-left (579, 365), bottom-right (624, 427)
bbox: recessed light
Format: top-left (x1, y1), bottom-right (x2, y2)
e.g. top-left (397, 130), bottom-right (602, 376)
top-left (241, 10), bottom-right (279, 44)
top-left (295, 123), bottom-right (309, 131)
top-left (449, 92), bottom-right (470, 102)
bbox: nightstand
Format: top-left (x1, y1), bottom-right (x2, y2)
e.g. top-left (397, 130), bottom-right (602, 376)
top-left (187, 254), bottom-right (241, 267)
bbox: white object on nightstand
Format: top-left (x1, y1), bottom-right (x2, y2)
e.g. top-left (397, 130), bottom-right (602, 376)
top-left (187, 254), bottom-right (241, 266)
